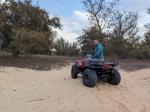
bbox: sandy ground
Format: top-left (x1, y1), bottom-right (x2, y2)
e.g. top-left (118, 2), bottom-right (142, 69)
top-left (0, 65), bottom-right (150, 112)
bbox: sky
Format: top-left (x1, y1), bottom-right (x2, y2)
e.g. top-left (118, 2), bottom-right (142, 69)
top-left (1, 0), bottom-right (150, 42)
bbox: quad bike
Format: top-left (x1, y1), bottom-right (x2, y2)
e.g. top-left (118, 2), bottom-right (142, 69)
top-left (71, 54), bottom-right (121, 87)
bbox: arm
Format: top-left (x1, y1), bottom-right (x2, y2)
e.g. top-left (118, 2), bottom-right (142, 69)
top-left (91, 45), bottom-right (102, 59)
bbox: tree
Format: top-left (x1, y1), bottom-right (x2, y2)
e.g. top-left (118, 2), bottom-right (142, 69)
top-left (54, 37), bottom-right (79, 56)
top-left (77, 26), bottom-right (106, 54)
top-left (0, 0), bottom-right (61, 56)
top-left (144, 8), bottom-right (150, 48)
top-left (135, 8), bottom-right (150, 59)
top-left (107, 11), bottom-right (140, 58)
top-left (145, 8), bottom-right (150, 32)
top-left (81, 0), bottom-right (120, 32)
top-left (133, 33), bottom-right (150, 59)
top-left (78, 0), bottom-right (120, 55)
top-left (10, 28), bottom-right (50, 56)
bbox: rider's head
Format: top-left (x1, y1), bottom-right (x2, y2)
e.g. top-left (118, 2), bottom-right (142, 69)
top-left (93, 38), bottom-right (99, 46)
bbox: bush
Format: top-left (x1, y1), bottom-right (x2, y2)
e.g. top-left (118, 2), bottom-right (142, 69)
top-left (10, 29), bottom-right (50, 56)
top-left (132, 48), bottom-right (150, 60)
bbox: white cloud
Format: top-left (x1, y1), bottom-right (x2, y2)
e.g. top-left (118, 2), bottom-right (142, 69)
top-left (143, 15), bottom-right (150, 19)
top-left (53, 11), bottom-right (90, 43)
top-left (53, 11), bottom-right (108, 43)
top-left (137, 14), bottom-right (150, 36)
top-left (115, 0), bottom-right (150, 36)
top-left (0, 0), bottom-right (5, 4)
top-left (138, 23), bottom-right (146, 36)
top-left (53, 0), bottom-right (150, 43)
top-left (54, 11), bottom-right (147, 43)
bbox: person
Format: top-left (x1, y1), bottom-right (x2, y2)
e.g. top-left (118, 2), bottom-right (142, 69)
top-left (87, 38), bottom-right (104, 61)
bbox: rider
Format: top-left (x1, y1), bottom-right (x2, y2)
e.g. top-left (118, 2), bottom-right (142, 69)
top-left (87, 38), bottom-right (104, 61)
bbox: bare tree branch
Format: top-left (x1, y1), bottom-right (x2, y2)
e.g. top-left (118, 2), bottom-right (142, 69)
top-left (81, 0), bottom-right (120, 32)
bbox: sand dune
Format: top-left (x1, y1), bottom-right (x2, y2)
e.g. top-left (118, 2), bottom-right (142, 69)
top-left (0, 66), bottom-right (150, 112)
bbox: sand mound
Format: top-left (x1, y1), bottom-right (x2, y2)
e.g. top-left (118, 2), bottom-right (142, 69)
top-left (0, 66), bottom-right (150, 112)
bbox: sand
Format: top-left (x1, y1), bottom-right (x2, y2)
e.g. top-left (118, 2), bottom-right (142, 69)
top-left (0, 65), bottom-right (150, 112)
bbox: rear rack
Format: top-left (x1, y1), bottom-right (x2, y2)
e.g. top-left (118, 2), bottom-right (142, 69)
top-left (85, 59), bottom-right (118, 66)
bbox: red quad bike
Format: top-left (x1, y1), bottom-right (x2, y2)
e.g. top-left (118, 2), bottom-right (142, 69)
top-left (71, 54), bottom-right (121, 87)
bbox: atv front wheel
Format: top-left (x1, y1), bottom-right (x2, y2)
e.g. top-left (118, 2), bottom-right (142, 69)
top-left (71, 64), bottom-right (78, 79)
top-left (107, 69), bottom-right (121, 85)
top-left (82, 69), bottom-right (97, 87)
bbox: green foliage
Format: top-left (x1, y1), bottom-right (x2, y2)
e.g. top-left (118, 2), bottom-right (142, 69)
top-left (133, 8), bottom-right (150, 59)
top-left (133, 48), bottom-right (150, 60)
top-left (10, 28), bottom-right (50, 54)
top-left (0, 0), bottom-right (61, 56)
top-left (54, 37), bottom-right (79, 56)
top-left (77, 26), bottom-right (107, 54)
top-left (134, 32), bottom-right (150, 59)
top-left (107, 11), bottom-right (140, 58)
top-left (79, 1), bottom-right (141, 59)
top-left (77, 11), bottom-right (140, 58)
top-left (112, 11), bottom-right (139, 57)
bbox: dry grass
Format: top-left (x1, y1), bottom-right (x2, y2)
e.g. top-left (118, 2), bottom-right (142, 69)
top-left (0, 52), bottom-right (150, 71)
top-left (0, 53), bottom-right (79, 70)
top-left (105, 56), bottom-right (150, 71)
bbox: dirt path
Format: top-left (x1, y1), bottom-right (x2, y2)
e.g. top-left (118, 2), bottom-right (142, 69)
top-left (0, 66), bottom-right (150, 112)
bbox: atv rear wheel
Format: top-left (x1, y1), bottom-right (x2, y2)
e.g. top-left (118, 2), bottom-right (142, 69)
top-left (82, 69), bottom-right (97, 87)
top-left (107, 69), bottom-right (121, 85)
top-left (71, 64), bottom-right (78, 79)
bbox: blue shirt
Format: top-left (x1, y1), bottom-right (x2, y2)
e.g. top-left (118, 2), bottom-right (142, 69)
top-left (91, 43), bottom-right (104, 59)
